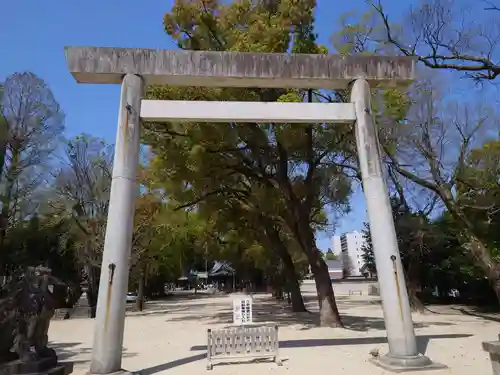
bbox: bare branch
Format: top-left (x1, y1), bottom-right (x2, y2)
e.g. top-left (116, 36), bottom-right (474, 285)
top-left (369, 0), bottom-right (500, 80)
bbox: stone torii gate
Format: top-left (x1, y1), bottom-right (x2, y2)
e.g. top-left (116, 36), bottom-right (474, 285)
top-left (64, 47), bottom-right (440, 373)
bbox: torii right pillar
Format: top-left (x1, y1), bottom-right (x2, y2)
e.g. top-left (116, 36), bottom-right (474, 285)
top-left (351, 78), bottom-right (444, 371)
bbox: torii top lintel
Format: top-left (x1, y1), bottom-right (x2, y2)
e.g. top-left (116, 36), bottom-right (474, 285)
top-left (64, 46), bottom-right (416, 89)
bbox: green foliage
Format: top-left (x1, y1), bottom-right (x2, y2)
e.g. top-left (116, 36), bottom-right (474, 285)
top-left (456, 139), bottom-right (500, 260)
top-left (144, 0), bottom-right (353, 295)
top-left (141, 3), bottom-right (357, 318)
top-left (332, 6), bottom-right (500, 301)
top-left (362, 198), bottom-right (493, 299)
top-left (2, 215), bottom-right (80, 284)
top-left (324, 249), bottom-right (338, 261)
top-left (0, 72), bottom-right (65, 276)
top-left (361, 222), bottom-right (375, 274)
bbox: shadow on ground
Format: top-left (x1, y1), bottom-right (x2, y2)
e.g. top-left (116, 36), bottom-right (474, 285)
top-left (191, 333), bottom-right (472, 354)
top-left (138, 333), bottom-right (472, 375)
top-left (126, 292), bottom-right (231, 317)
top-left (453, 307), bottom-right (500, 323)
top-left (50, 341), bottom-right (137, 366)
top-left (165, 296), bottom-right (455, 331)
top-left (303, 295), bottom-right (380, 304)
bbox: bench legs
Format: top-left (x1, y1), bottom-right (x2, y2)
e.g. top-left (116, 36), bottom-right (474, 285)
top-left (275, 339), bottom-right (283, 367)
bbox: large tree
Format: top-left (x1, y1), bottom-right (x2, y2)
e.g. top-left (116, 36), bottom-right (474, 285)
top-left (381, 80), bottom-right (500, 302)
top-left (48, 134), bottom-right (113, 316)
top-left (144, 0), bottom-right (352, 326)
top-left (361, 196), bottom-right (435, 311)
top-left (0, 72), bottom-right (65, 273)
top-left (333, 8), bottom-right (500, 302)
top-left (130, 191), bottom-right (162, 311)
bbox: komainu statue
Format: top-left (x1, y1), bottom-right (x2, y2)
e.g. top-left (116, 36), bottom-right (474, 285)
top-left (0, 266), bottom-right (63, 364)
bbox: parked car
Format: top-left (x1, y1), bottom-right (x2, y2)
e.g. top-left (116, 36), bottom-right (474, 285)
top-left (126, 292), bottom-right (138, 303)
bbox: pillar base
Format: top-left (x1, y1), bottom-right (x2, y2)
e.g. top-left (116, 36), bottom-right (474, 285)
top-left (482, 340), bottom-right (500, 375)
top-left (87, 370), bottom-right (137, 375)
top-left (370, 353), bottom-right (446, 373)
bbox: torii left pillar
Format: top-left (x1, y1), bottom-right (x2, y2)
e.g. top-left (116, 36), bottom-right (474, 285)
top-left (90, 74), bottom-right (143, 374)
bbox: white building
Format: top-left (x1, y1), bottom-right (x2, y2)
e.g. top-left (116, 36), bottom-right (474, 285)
top-left (332, 231), bottom-right (366, 277)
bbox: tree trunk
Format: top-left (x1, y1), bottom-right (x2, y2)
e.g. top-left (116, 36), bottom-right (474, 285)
top-left (310, 256), bottom-right (343, 327)
top-left (275, 286), bottom-right (283, 300)
top-left (260, 220), bottom-right (307, 312)
top-left (406, 278), bottom-right (425, 313)
top-left (406, 255), bottom-right (425, 312)
top-left (294, 219), bottom-right (343, 326)
top-left (0, 148), bottom-right (18, 262)
top-left (281, 268), bottom-right (304, 311)
top-left (440, 193), bottom-right (500, 305)
top-left (273, 239), bottom-right (307, 312)
top-left (84, 264), bottom-right (98, 318)
top-left (493, 278), bottom-right (500, 304)
top-left (86, 285), bottom-right (98, 319)
top-left (285, 274), bottom-right (306, 312)
top-left (260, 206), bottom-right (341, 323)
top-left (465, 237), bottom-right (500, 305)
top-left (136, 269), bottom-right (145, 312)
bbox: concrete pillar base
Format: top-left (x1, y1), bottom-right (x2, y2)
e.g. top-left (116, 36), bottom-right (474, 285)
top-left (482, 340), bottom-right (500, 375)
top-left (370, 353), bottom-right (446, 373)
top-left (87, 370), bottom-right (137, 375)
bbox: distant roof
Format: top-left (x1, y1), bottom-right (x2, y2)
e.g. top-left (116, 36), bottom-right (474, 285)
top-left (326, 260), bottom-right (342, 270)
top-left (209, 261), bottom-right (235, 276)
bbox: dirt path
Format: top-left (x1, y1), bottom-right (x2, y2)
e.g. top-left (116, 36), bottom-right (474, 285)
top-left (49, 291), bottom-right (495, 375)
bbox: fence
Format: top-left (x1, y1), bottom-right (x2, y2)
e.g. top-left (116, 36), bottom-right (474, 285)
top-left (206, 325), bottom-right (282, 370)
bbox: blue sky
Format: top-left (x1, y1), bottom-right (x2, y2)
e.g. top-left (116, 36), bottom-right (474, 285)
top-left (0, 0), bottom-right (410, 251)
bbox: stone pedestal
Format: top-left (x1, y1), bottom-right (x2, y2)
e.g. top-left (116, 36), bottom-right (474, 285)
top-left (370, 353), bottom-right (446, 372)
top-left (0, 356), bottom-right (73, 375)
top-left (482, 335), bottom-right (500, 375)
top-left (87, 371), bottom-right (136, 375)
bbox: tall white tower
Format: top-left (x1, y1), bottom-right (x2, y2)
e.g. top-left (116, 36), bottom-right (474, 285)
top-left (331, 231), bottom-right (366, 276)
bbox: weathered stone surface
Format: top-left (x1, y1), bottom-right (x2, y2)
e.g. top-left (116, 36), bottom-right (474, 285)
top-left (64, 47), bottom-right (416, 88)
top-left (483, 340), bottom-right (500, 355)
